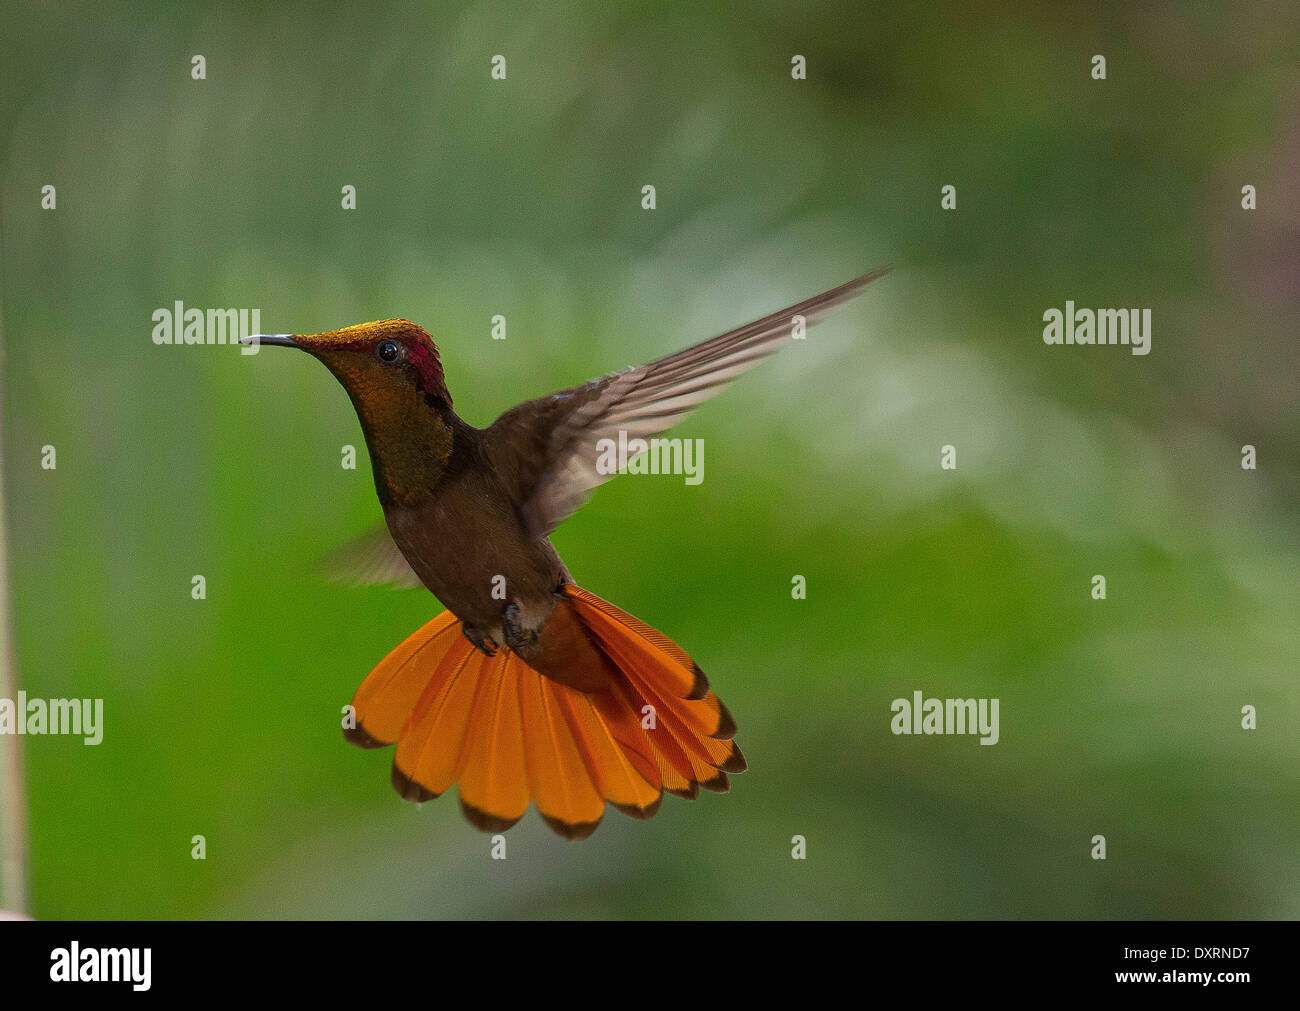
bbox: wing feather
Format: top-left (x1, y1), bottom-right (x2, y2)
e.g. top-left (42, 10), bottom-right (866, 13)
top-left (318, 525), bottom-right (422, 589)
top-left (483, 270), bottom-right (887, 537)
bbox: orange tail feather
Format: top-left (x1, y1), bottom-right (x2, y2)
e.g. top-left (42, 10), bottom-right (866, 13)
top-left (345, 584), bottom-right (744, 838)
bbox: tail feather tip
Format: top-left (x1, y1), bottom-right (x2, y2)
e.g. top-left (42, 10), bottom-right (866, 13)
top-left (541, 812), bottom-right (604, 841)
top-left (459, 797), bottom-right (525, 834)
top-left (391, 763), bottom-right (438, 803)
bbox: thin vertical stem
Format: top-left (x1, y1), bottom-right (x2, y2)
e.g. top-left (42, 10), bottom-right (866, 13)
top-left (0, 227), bottom-right (29, 917)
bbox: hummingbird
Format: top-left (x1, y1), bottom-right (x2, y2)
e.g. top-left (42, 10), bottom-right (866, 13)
top-left (244, 269), bottom-right (886, 838)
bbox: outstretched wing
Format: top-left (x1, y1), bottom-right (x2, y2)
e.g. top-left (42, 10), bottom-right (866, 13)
top-left (482, 269), bottom-right (888, 539)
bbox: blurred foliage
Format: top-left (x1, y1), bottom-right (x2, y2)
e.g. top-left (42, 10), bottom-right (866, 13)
top-left (1, 1), bottom-right (1297, 919)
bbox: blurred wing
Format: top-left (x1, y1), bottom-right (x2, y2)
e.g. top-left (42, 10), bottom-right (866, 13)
top-left (483, 269), bottom-right (888, 538)
top-left (319, 525), bottom-right (423, 589)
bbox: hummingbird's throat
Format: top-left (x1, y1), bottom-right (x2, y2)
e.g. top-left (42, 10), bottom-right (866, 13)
top-left (350, 386), bottom-right (455, 505)
top-left (311, 347), bottom-right (455, 504)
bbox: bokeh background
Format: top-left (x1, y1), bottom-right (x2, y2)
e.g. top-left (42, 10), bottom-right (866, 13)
top-left (1, 2), bottom-right (1297, 919)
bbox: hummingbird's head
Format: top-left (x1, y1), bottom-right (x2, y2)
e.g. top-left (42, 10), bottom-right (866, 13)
top-left (243, 319), bottom-right (453, 408)
top-left (244, 320), bottom-right (458, 504)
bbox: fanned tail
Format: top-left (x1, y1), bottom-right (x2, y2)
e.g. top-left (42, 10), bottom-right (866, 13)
top-left (344, 584), bottom-right (744, 839)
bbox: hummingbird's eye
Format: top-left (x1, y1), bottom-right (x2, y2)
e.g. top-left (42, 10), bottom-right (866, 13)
top-left (376, 339), bottom-right (403, 364)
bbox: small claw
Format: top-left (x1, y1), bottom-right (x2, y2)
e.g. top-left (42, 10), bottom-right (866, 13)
top-left (462, 624), bottom-right (498, 657)
top-left (501, 602), bottom-right (537, 652)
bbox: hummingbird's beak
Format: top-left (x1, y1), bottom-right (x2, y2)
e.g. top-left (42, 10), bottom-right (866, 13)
top-left (241, 334), bottom-right (299, 348)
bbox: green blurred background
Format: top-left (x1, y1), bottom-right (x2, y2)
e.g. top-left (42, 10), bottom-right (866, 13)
top-left (1, 1), bottom-right (1297, 919)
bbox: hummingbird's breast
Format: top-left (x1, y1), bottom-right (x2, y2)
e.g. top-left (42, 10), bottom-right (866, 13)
top-left (383, 466), bottom-right (571, 647)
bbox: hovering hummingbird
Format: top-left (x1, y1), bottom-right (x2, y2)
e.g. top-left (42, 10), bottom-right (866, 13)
top-left (244, 269), bottom-right (886, 838)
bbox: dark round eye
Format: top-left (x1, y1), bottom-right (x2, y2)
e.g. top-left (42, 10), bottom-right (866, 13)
top-left (376, 339), bottom-right (402, 363)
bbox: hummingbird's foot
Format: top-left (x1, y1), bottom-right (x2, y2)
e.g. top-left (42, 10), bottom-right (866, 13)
top-left (502, 602), bottom-right (538, 652)
top-left (462, 623), bottom-right (498, 657)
